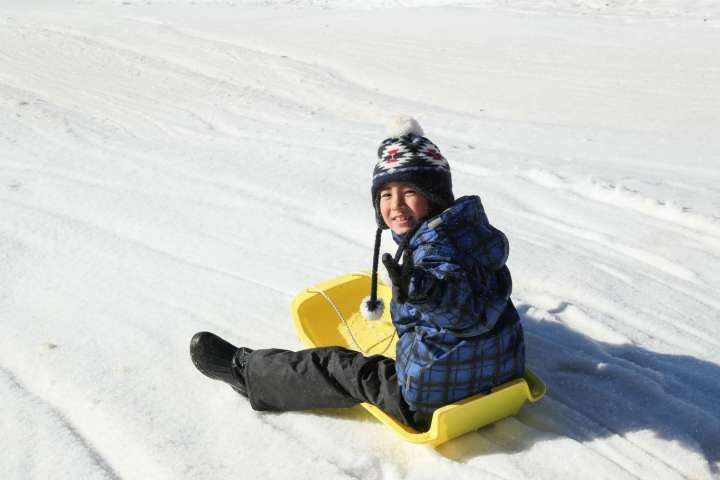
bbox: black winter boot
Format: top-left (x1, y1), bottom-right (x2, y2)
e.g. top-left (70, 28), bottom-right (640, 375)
top-left (189, 332), bottom-right (253, 396)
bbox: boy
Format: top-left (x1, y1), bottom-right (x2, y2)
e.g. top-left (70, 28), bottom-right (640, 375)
top-left (190, 116), bottom-right (525, 431)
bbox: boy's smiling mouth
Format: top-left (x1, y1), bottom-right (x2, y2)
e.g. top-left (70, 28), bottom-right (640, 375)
top-left (391, 213), bottom-right (414, 227)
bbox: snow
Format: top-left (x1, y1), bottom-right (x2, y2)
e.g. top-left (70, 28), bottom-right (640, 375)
top-left (1, 0), bottom-right (719, 478)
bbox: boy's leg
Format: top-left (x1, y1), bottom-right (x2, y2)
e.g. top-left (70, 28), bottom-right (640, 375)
top-left (244, 346), bottom-right (430, 430)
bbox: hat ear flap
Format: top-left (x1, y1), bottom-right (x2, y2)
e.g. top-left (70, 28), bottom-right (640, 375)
top-left (372, 189), bottom-right (388, 229)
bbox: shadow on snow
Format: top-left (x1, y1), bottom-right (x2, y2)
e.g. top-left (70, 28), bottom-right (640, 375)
top-left (437, 305), bottom-right (720, 474)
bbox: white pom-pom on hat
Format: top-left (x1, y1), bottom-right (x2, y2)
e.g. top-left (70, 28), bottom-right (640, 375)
top-left (386, 115), bottom-right (424, 138)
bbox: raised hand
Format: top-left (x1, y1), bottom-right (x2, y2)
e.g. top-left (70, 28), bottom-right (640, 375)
top-left (382, 249), bottom-right (414, 304)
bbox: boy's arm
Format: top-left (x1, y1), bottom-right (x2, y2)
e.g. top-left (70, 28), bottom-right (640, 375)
top-left (406, 242), bottom-right (489, 333)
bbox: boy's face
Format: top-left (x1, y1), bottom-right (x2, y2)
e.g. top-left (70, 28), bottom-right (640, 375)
top-left (379, 182), bottom-right (431, 235)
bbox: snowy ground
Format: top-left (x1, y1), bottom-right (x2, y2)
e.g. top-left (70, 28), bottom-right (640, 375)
top-left (1, 1), bottom-right (719, 478)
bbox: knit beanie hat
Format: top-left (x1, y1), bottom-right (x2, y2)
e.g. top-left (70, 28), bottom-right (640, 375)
top-left (371, 116), bottom-right (454, 229)
top-left (361, 116), bottom-right (454, 320)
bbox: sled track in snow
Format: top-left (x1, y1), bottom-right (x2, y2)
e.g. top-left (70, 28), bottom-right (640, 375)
top-left (516, 169), bottom-right (720, 242)
top-left (0, 197), bottom-right (292, 297)
top-left (251, 413), bottom-right (373, 480)
top-left (0, 365), bottom-right (123, 480)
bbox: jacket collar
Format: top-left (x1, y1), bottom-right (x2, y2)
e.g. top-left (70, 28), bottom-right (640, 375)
top-left (391, 195), bottom-right (482, 247)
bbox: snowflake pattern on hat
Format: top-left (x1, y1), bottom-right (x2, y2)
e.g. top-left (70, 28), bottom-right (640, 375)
top-left (418, 142), bottom-right (448, 168)
top-left (376, 143), bottom-right (412, 171)
top-left (375, 135), bottom-right (449, 174)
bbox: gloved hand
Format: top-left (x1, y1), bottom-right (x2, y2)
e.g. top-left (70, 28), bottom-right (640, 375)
top-left (382, 250), bottom-right (414, 304)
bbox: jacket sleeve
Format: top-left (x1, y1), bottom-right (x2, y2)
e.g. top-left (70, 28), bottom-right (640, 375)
top-left (407, 241), bottom-right (489, 333)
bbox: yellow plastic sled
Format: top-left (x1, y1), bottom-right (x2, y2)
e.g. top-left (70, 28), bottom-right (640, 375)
top-left (291, 273), bottom-right (546, 447)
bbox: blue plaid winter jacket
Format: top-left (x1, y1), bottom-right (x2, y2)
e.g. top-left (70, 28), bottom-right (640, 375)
top-left (391, 195), bottom-right (525, 413)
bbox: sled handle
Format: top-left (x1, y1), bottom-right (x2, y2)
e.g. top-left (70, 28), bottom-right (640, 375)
top-left (306, 285), bottom-right (396, 357)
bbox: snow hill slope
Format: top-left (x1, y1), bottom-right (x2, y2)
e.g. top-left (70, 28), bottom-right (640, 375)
top-left (1, 1), bottom-right (719, 479)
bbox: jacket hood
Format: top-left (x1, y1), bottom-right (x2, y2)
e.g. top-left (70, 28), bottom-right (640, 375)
top-left (393, 195), bottom-right (509, 272)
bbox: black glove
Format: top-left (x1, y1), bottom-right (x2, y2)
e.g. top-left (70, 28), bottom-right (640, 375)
top-left (382, 250), bottom-right (413, 304)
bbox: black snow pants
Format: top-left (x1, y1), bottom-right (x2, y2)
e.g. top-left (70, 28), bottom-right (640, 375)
top-left (243, 346), bottom-right (432, 431)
